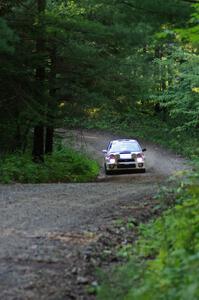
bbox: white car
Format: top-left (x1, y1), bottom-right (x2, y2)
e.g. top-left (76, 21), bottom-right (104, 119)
top-left (102, 139), bottom-right (146, 175)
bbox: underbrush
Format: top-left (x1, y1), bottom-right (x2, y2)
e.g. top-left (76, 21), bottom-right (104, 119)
top-left (97, 164), bottom-right (199, 300)
top-left (0, 147), bottom-right (99, 183)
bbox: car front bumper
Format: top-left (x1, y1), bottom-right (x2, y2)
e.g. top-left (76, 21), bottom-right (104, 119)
top-left (105, 161), bottom-right (145, 171)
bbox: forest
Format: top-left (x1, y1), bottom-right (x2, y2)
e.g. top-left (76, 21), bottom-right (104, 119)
top-left (0, 0), bottom-right (199, 299)
top-left (0, 0), bottom-right (198, 159)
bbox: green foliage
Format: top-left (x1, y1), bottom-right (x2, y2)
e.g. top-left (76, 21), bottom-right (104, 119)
top-left (77, 107), bottom-right (199, 158)
top-left (0, 147), bottom-right (99, 183)
top-left (0, 0), bottom-right (193, 154)
top-left (97, 166), bottom-right (199, 300)
top-left (155, 47), bottom-right (199, 131)
top-left (0, 18), bottom-right (17, 54)
top-left (176, 4), bottom-right (199, 47)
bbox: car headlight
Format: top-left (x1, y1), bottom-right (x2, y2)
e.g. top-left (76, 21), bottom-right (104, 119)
top-left (107, 154), bottom-right (116, 164)
top-left (137, 153), bottom-right (144, 162)
top-left (137, 157), bottom-right (144, 163)
top-left (109, 158), bottom-right (116, 164)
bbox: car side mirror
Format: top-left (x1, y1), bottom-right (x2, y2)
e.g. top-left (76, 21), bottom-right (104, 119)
top-left (102, 149), bottom-right (107, 154)
top-left (142, 148), bottom-right (147, 152)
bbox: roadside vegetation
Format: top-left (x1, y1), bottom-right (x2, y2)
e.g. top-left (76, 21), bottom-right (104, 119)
top-left (0, 147), bottom-right (99, 183)
top-left (97, 164), bottom-right (199, 300)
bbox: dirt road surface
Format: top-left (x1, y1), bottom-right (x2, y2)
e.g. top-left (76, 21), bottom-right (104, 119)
top-left (0, 130), bottom-right (189, 300)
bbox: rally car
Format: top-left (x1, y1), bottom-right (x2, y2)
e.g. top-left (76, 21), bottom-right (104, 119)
top-left (102, 139), bottom-right (146, 175)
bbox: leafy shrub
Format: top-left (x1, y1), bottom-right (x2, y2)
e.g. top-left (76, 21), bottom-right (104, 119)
top-left (0, 147), bottom-right (99, 183)
top-left (97, 165), bottom-right (199, 300)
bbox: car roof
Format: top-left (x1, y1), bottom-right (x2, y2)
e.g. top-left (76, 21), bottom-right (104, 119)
top-left (110, 139), bottom-right (138, 144)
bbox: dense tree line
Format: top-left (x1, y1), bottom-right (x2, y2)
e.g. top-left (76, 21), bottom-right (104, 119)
top-left (0, 0), bottom-right (196, 160)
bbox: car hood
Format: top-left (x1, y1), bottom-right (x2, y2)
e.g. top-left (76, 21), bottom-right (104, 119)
top-left (107, 151), bottom-right (141, 155)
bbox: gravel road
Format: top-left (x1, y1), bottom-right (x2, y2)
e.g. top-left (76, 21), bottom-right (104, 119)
top-left (0, 130), bottom-right (189, 300)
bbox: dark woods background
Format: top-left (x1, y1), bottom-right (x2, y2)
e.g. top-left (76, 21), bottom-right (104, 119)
top-left (0, 0), bottom-right (198, 161)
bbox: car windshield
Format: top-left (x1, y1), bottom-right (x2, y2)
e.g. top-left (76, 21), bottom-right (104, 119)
top-left (109, 141), bottom-right (141, 152)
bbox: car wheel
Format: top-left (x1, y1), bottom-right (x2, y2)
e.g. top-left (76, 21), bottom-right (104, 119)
top-left (104, 164), bottom-right (112, 175)
top-left (140, 168), bottom-right (146, 173)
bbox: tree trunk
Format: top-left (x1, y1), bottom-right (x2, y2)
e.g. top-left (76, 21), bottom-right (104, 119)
top-left (32, 125), bottom-right (44, 162)
top-left (45, 46), bottom-right (56, 155)
top-left (32, 0), bottom-right (46, 162)
top-left (45, 126), bottom-right (54, 154)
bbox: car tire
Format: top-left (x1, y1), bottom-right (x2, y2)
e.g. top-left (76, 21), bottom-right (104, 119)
top-left (104, 164), bottom-right (112, 175)
top-left (140, 168), bottom-right (146, 173)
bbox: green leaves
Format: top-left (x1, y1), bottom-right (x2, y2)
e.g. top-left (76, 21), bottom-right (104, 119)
top-left (0, 147), bottom-right (99, 183)
top-left (176, 3), bottom-right (199, 47)
top-left (97, 166), bottom-right (199, 300)
top-left (155, 47), bottom-right (199, 131)
top-left (0, 18), bottom-right (17, 54)
top-left (0, 0), bottom-right (197, 154)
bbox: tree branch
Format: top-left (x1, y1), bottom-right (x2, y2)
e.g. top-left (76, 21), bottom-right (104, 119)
top-left (180, 0), bottom-right (198, 3)
top-left (120, 0), bottom-right (195, 17)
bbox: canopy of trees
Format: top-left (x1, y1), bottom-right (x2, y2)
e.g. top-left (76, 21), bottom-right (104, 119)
top-left (0, 0), bottom-right (197, 159)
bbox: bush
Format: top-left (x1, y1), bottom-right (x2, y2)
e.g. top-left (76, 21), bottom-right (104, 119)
top-left (97, 165), bottom-right (199, 300)
top-left (0, 147), bottom-right (99, 183)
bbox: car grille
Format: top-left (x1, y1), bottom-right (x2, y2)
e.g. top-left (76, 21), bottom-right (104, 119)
top-left (118, 158), bottom-right (135, 162)
top-left (118, 164), bottom-right (136, 169)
